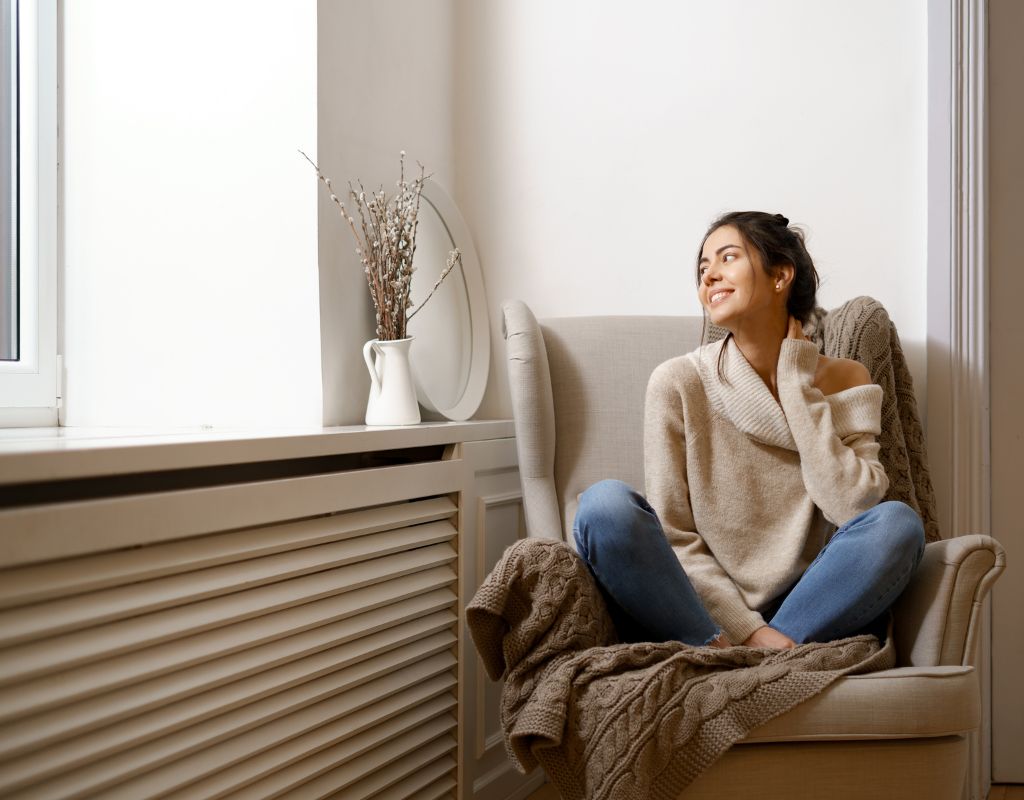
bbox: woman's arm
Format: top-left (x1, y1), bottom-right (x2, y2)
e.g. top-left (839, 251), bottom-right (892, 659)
top-left (776, 326), bottom-right (889, 526)
top-left (644, 362), bottom-right (768, 645)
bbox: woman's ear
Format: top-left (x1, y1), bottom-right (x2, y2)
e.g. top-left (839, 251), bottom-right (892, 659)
top-left (775, 264), bottom-right (795, 291)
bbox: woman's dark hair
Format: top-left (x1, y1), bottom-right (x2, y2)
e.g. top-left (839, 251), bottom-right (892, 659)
top-left (696, 211), bottom-right (820, 379)
top-left (696, 210), bottom-right (820, 323)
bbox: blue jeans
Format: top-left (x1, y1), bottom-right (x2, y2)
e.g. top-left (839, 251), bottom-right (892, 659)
top-left (572, 479), bottom-right (925, 646)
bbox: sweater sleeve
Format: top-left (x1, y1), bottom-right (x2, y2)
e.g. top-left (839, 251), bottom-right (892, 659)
top-left (644, 363), bottom-right (768, 645)
top-left (777, 339), bottom-right (889, 526)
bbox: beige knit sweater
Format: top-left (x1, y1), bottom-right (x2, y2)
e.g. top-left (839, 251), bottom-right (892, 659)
top-left (644, 336), bottom-right (889, 645)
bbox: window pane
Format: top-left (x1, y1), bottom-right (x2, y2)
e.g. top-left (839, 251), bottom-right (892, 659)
top-left (1, 0), bottom-right (17, 361)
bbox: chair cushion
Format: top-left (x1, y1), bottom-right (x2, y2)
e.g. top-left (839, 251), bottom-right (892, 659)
top-left (742, 665), bottom-right (978, 742)
top-left (684, 735), bottom-right (968, 800)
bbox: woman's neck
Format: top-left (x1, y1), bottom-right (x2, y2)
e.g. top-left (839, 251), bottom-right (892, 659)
top-left (729, 314), bottom-right (789, 400)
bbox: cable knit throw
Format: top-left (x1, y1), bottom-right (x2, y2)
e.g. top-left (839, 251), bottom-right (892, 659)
top-left (709, 295), bottom-right (940, 542)
top-left (468, 539), bottom-right (895, 800)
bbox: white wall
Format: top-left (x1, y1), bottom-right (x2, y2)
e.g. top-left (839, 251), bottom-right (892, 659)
top-left (317, 0), bottom-right (454, 425)
top-left (62, 0), bottom-right (321, 427)
top-left (59, 2), bottom-right (928, 428)
top-left (454, 0), bottom-right (928, 419)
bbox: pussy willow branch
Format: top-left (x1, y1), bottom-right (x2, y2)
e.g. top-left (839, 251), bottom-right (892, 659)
top-left (298, 150), bottom-right (388, 326)
top-left (351, 179), bottom-right (389, 333)
top-left (407, 159), bottom-right (426, 282)
top-left (301, 149), bottom-right (457, 340)
top-left (407, 249), bottom-right (461, 322)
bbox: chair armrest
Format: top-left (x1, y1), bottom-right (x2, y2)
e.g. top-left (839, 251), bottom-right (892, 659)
top-left (892, 534), bottom-right (1006, 667)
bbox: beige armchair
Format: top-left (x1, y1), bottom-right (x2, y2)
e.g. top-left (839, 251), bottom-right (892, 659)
top-left (501, 299), bottom-right (1005, 800)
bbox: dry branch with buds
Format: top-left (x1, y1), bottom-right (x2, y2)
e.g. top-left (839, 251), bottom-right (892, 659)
top-left (300, 149), bottom-right (459, 341)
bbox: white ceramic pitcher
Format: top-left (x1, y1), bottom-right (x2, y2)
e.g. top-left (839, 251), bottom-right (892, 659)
top-left (362, 337), bottom-right (422, 426)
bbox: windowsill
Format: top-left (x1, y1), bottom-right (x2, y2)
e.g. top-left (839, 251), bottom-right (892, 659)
top-left (0, 419), bottom-right (515, 486)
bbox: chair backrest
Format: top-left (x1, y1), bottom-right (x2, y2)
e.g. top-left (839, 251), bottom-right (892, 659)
top-left (502, 300), bottom-right (705, 544)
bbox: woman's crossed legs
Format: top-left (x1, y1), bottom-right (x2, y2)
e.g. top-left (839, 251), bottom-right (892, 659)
top-left (572, 479), bottom-right (924, 647)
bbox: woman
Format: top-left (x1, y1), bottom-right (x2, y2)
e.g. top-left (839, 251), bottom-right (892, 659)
top-left (573, 211), bottom-right (925, 649)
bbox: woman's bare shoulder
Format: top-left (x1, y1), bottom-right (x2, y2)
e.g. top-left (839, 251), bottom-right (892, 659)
top-left (813, 355), bottom-right (871, 396)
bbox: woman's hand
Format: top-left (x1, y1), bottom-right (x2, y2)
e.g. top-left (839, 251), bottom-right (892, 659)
top-left (742, 625), bottom-right (797, 649)
top-left (786, 315), bottom-right (807, 341)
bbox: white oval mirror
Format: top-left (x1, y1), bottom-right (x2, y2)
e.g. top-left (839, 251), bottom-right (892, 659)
top-left (408, 179), bottom-right (489, 421)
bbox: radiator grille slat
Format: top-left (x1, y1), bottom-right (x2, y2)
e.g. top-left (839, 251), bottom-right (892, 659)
top-left (0, 542), bottom-right (456, 687)
top-left (0, 492), bottom-right (462, 800)
top-left (403, 773), bottom-right (459, 800)
top-left (0, 627), bottom-right (457, 791)
top-left (0, 597), bottom-right (456, 760)
top-left (0, 563), bottom-right (456, 723)
top-left (12, 660), bottom-right (456, 800)
top-left (299, 725), bottom-right (457, 800)
top-left (364, 756), bottom-right (457, 800)
top-left (188, 696), bottom-right (457, 800)
top-left (0, 497), bottom-right (457, 610)
top-left (0, 520), bottom-right (456, 646)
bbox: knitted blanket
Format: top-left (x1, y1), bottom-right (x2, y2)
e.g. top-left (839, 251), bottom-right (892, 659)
top-left (710, 295), bottom-right (940, 541)
top-left (467, 538), bottom-right (895, 800)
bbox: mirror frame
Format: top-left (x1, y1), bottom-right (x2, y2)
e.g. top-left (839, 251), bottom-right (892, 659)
top-left (412, 178), bottom-right (490, 421)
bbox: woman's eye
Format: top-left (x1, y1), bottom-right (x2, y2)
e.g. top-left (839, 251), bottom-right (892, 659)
top-left (723, 253), bottom-right (736, 262)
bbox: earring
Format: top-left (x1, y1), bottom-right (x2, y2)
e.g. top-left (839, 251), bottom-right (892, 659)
top-left (776, 282), bottom-right (783, 290)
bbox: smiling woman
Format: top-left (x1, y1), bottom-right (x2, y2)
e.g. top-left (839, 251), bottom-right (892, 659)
top-left (572, 209), bottom-right (923, 652)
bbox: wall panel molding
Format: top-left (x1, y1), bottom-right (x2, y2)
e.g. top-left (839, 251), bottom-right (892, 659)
top-left (927, 0), bottom-right (989, 797)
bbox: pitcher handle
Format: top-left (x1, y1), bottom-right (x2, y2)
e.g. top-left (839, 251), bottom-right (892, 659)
top-left (362, 339), bottom-right (382, 395)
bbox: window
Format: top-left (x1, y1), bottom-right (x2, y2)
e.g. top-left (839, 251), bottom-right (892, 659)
top-left (2, 0), bottom-right (17, 362)
top-left (0, 0), bottom-right (57, 427)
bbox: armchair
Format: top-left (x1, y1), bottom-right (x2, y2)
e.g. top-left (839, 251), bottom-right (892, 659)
top-left (501, 299), bottom-right (1005, 800)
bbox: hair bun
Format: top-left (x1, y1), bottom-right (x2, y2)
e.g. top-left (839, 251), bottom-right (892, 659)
top-left (774, 214), bottom-right (790, 227)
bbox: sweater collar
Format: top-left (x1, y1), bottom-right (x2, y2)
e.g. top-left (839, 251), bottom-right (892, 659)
top-left (690, 337), bottom-right (798, 451)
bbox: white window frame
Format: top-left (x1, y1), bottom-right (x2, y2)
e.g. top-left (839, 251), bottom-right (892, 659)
top-left (0, 0), bottom-right (58, 427)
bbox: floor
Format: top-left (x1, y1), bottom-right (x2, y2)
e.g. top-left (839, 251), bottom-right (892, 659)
top-left (990, 788), bottom-right (1024, 800)
top-left (527, 784), bottom-right (1024, 799)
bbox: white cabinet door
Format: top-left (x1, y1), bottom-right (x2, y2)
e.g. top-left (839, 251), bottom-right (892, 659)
top-left (459, 438), bottom-right (545, 800)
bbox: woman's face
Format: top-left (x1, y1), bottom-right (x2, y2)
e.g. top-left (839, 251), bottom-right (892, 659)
top-left (697, 224), bottom-right (779, 328)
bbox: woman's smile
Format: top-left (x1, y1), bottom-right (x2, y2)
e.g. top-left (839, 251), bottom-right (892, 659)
top-left (709, 289), bottom-right (734, 305)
